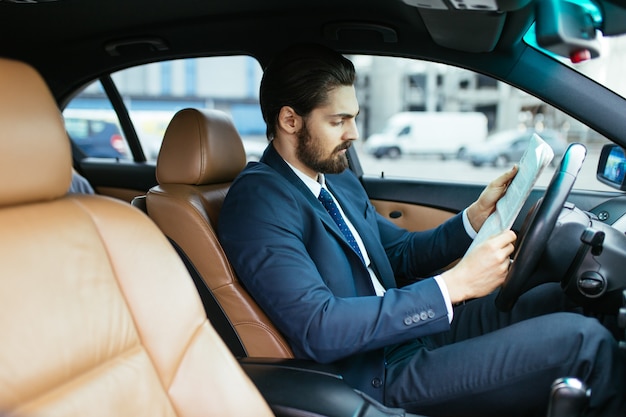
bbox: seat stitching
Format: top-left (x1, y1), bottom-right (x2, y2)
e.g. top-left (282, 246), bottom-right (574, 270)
top-left (71, 196), bottom-right (191, 409)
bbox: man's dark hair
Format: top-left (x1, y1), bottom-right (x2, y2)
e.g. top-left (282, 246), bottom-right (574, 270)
top-left (260, 44), bottom-right (356, 140)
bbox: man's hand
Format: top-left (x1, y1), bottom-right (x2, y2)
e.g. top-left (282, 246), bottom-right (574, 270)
top-left (466, 165), bottom-right (518, 232)
top-left (441, 230), bottom-right (516, 304)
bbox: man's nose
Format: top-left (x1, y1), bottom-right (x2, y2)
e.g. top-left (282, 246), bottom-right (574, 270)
top-left (345, 119), bottom-right (359, 141)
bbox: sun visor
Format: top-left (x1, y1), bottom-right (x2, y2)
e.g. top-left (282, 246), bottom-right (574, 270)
top-left (401, 0), bottom-right (533, 53)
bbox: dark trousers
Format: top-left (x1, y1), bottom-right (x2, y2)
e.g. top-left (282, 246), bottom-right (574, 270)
top-left (384, 283), bottom-right (626, 417)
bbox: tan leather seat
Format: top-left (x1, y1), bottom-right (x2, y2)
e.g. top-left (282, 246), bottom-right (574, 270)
top-left (0, 58), bottom-right (273, 417)
top-left (146, 108), bottom-right (293, 358)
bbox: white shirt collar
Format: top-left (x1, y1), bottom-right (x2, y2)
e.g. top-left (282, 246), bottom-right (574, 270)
top-left (285, 161), bottom-right (324, 196)
top-left (284, 162), bottom-right (386, 296)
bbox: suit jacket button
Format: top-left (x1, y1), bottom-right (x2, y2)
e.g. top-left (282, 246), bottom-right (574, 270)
top-left (412, 314), bottom-right (420, 323)
top-left (403, 316), bottom-right (413, 326)
top-left (427, 309), bottom-right (435, 318)
top-left (371, 377), bottom-right (383, 388)
top-left (420, 311), bottom-right (429, 321)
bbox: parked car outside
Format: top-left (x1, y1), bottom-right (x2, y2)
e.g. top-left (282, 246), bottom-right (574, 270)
top-left (363, 111), bottom-right (487, 159)
top-left (64, 117), bottom-right (129, 159)
top-left (465, 128), bottom-right (568, 167)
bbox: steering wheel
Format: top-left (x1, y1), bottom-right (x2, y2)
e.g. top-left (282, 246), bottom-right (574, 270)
top-left (495, 143), bottom-right (587, 312)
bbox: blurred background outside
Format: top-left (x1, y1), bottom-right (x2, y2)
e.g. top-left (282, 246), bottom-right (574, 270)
top-left (64, 36), bottom-right (626, 191)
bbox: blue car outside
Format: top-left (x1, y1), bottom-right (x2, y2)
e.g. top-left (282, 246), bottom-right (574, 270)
top-left (466, 128), bottom-right (567, 168)
top-left (65, 117), bottom-right (129, 159)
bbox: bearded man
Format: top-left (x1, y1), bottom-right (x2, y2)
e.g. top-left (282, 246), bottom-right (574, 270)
top-left (218, 44), bottom-right (625, 417)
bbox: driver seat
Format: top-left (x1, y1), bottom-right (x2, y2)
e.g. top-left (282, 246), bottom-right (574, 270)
top-left (145, 108), bottom-right (293, 358)
top-left (0, 57), bottom-right (273, 416)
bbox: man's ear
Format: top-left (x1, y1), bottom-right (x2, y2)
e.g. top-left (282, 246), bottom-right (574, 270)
top-left (277, 106), bottom-right (302, 135)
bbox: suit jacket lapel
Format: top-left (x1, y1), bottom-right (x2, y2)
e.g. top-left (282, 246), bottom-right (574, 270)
top-left (261, 143), bottom-right (396, 290)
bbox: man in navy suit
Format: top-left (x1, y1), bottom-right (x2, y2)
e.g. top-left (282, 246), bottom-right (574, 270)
top-left (218, 44), bottom-right (625, 416)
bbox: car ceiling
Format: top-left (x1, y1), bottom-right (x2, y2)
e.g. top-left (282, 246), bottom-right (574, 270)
top-left (0, 0), bottom-right (624, 102)
top-left (0, 0), bottom-right (539, 93)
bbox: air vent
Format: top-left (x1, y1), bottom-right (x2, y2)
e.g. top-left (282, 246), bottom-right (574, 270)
top-left (323, 22), bottom-right (398, 43)
top-left (105, 37), bottom-right (169, 57)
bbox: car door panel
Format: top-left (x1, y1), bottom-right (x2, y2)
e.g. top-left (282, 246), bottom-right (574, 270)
top-left (363, 176), bottom-right (622, 235)
top-left (371, 199), bottom-right (455, 232)
top-left (363, 177), bottom-right (481, 229)
top-left (77, 159), bottom-right (157, 202)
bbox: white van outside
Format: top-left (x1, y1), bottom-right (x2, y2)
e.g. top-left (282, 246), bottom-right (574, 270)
top-left (363, 111), bottom-right (488, 159)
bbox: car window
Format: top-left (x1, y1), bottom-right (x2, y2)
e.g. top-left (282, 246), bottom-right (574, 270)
top-left (63, 54), bottom-right (613, 192)
top-left (398, 126), bottom-right (411, 136)
top-left (351, 55), bottom-right (614, 192)
top-left (63, 56), bottom-right (266, 163)
top-left (63, 82), bottom-right (129, 160)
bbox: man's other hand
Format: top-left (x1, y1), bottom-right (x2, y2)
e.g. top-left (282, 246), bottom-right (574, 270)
top-left (466, 165), bottom-right (518, 232)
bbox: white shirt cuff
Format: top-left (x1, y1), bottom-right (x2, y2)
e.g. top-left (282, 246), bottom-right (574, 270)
top-left (434, 275), bottom-right (454, 323)
top-left (462, 208), bottom-right (478, 239)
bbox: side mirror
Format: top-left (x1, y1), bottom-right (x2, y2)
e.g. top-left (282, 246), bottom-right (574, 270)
top-left (597, 144), bottom-right (626, 191)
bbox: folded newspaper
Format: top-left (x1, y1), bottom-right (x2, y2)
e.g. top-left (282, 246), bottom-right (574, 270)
top-left (467, 133), bottom-right (554, 253)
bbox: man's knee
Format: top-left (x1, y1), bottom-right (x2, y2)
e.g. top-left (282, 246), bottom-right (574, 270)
top-left (548, 313), bottom-right (620, 376)
top-left (548, 312), bottom-right (611, 340)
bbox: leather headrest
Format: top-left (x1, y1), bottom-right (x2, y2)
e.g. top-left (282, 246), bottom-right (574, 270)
top-left (0, 58), bottom-right (72, 207)
top-left (156, 108), bottom-right (247, 185)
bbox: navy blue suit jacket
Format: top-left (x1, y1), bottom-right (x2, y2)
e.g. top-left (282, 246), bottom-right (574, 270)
top-left (218, 143), bottom-right (473, 401)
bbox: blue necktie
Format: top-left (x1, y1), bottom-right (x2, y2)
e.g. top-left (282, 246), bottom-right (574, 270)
top-left (318, 187), bottom-right (365, 264)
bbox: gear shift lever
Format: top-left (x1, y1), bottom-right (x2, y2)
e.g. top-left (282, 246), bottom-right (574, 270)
top-left (547, 378), bottom-right (590, 417)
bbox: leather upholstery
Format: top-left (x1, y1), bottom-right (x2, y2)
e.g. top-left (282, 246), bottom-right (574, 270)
top-left (147, 108), bottom-right (294, 358)
top-left (0, 58), bottom-right (273, 416)
top-left (0, 59), bottom-right (71, 206)
top-left (156, 108), bottom-right (247, 185)
top-left (371, 200), bottom-right (454, 232)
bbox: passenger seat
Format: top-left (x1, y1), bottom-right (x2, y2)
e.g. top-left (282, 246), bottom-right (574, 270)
top-left (0, 58), bottom-right (273, 416)
top-left (145, 108), bottom-right (293, 359)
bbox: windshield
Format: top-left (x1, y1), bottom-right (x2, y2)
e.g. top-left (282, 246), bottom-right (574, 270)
top-left (570, 35), bottom-right (626, 99)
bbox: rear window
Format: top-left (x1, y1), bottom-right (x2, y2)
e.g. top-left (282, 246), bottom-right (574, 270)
top-left (63, 56), bottom-right (265, 163)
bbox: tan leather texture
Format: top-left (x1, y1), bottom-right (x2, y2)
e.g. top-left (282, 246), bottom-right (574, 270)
top-left (148, 109), bottom-right (293, 358)
top-left (96, 186), bottom-right (144, 203)
top-left (0, 58), bottom-right (71, 207)
top-left (0, 59), bottom-right (273, 416)
top-left (371, 200), bottom-right (455, 232)
top-left (156, 108), bottom-right (247, 185)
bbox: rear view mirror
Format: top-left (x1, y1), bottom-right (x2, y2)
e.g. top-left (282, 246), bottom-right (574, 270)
top-left (597, 144), bottom-right (626, 190)
top-left (535, 0), bottom-right (600, 63)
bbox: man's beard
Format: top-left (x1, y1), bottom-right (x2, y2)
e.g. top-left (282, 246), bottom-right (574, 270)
top-left (296, 122), bottom-right (350, 174)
